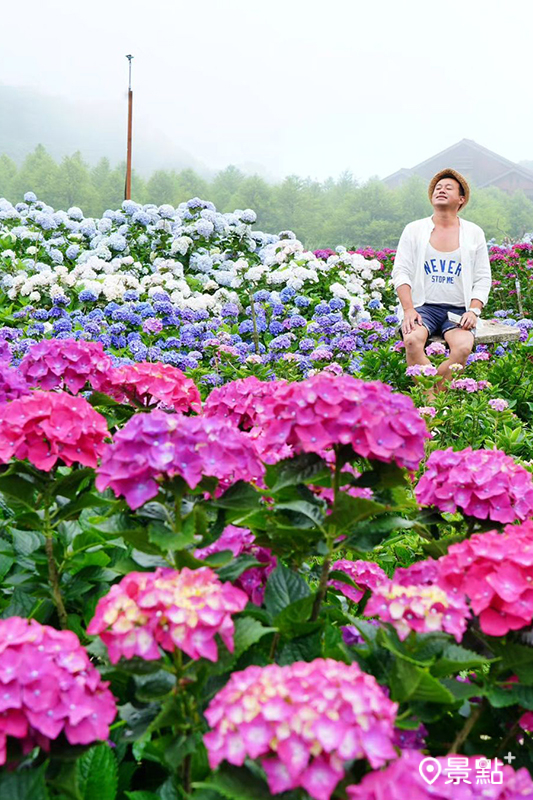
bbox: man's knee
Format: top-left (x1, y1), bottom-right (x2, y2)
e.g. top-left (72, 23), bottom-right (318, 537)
top-left (448, 339), bottom-right (474, 363)
top-left (403, 329), bottom-right (427, 354)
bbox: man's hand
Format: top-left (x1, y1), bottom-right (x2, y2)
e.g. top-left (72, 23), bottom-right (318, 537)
top-left (460, 311), bottom-right (478, 331)
top-left (402, 308), bottom-right (423, 335)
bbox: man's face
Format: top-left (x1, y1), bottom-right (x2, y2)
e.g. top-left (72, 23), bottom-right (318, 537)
top-left (431, 177), bottom-right (464, 211)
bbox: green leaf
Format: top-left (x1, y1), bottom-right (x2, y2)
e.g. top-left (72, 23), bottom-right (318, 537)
top-left (76, 743), bottom-right (118, 800)
top-left (390, 659), bottom-right (455, 704)
top-left (328, 493), bottom-right (386, 533)
top-left (430, 644), bottom-right (492, 678)
top-left (0, 474), bottom-right (38, 506)
top-left (440, 678), bottom-right (486, 700)
top-left (125, 793), bottom-right (160, 800)
top-left (203, 550), bottom-right (235, 568)
top-left (134, 670), bottom-right (176, 702)
top-left (278, 631), bottom-right (322, 664)
top-left (264, 564), bottom-right (311, 619)
top-left (13, 529), bottom-right (43, 556)
top-left (52, 468), bottom-right (94, 499)
top-left (0, 765), bottom-right (48, 800)
top-left (193, 765), bottom-right (271, 800)
top-left (274, 596), bottom-right (316, 632)
top-left (492, 642), bottom-right (533, 682)
top-left (147, 520), bottom-right (195, 552)
top-left (265, 452), bottom-right (328, 492)
top-left (213, 482), bottom-right (262, 510)
top-left (274, 499), bottom-right (325, 527)
top-left (218, 555), bottom-right (261, 582)
top-left (232, 617), bottom-right (276, 658)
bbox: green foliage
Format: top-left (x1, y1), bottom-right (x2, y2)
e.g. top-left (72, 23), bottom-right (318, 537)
top-left (2, 147), bottom-right (533, 247)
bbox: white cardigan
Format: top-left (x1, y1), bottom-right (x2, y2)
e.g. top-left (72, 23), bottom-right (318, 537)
top-left (391, 216), bottom-right (492, 321)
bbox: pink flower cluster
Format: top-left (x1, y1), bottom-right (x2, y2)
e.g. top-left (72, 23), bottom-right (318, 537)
top-left (0, 362), bottom-right (30, 403)
top-left (203, 376), bottom-right (285, 431)
top-left (425, 341), bottom-right (447, 356)
top-left (20, 339), bottom-right (113, 394)
top-left (96, 410), bottom-right (264, 509)
top-left (252, 373), bottom-right (429, 470)
top-left (194, 525), bottom-right (276, 605)
top-left (87, 567), bottom-right (248, 663)
top-left (0, 391), bottom-right (108, 471)
top-left (489, 398), bottom-right (509, 412)
top-left (93, 362), bottom-right (201, 412)
top-left (365, 581), bottom-right (470, 641)
top-left (406, 364), bottom-right (438, 377)
top-left (346, 750), bottom-right (533, 799)
top-left (328, 559), bottom-right (387, 604)
top-left (0, 617), bottom-right (116, 765)
top-left (438, 521), bottom-right (533, 636)
top-left (204, 658), bottom-right (398, 800)
top-left (419, 405), bottom-right (437, 418)
top-left (451, 378), bottom-right (490, 392)
top-left (415, 447), bottom-right (533, 523)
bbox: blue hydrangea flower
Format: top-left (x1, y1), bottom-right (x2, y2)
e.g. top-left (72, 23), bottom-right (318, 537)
top-left (66, 244), bottom-right (80, 260)
top-left (79, 290), bottom-right (98, 302)
top-left (107, 234), bottom-right (127, 251)
top-left (368, 299), bottom-right (381, 310)
top-left (314, 302), bottom-right (330, 316)
top-left (288, 314), bottom-right (306, 329)
top-left (270, 334), bottom-right (292, 351)
top-left (280, 287), bottom-right (296, 303)
top-left (329, 298), bottom-right (345, 310)
top-left (221, 303), bottom-right (239, 317)
top-left (295, 295), bottom-right (311, 308)
top-left (24, 192), bottom-right (37, 203)
top-left (253, 290), bottom-right (271, 302)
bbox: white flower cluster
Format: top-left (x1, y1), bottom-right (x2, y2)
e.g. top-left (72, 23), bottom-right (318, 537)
top-left (0, 195), bottom-right (388, 313)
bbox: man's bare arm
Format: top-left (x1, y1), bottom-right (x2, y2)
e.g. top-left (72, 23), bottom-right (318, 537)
top-left (397, 284), bottom-right (423, 335)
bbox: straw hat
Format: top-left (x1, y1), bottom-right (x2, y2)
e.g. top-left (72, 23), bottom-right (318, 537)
top-left (428, 168), bottom-right (470, 211)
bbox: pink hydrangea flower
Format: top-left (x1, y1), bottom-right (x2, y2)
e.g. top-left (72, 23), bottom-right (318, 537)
top-left (0, 616), bottom-right (116, 765)
top-left (0, 391), bottom-right (108, 471)
top-left (451, 378), bottom-right (490, 392)
top-left (20, 339), bottom-right (113, 395)
top-left (419, 405), bottom-right (437, 418)
top-left (406, 364), bottom-right (438, 377)
top-left (346, 750), bottom-right (533, 799)
top-left (415, 447), bottom-right (533, 523)
top-left (328, 559), bottom-right (387, 604)
top-left (425, 341), bottom-right (447, 356)
top-left (252, 373), bottom-right (429, 470)
top-left (194, 525), bottom-right (276, 605)
top-left (96, 411), bottom-right (264, 509)
top-left (394, 558), bottom-right (441, 587)
top-left (204, 658), bottom-right (398, 800)
top-left (519, 711), bottom-right (533, 731)
top-left (87, 567), bottom-right (247, 663)
top-left (0, 362), bottom-right (30, 403)
top-left (365, 581), bottom-right (470, 641)
top-left (92, 361), bottom-right (201, 412)
top-left (437, 521), bottom-right (533, 636)
top-left (489, 398), bottom-right (509, 412)
top-left (203, 376), bottom-right (286, 431)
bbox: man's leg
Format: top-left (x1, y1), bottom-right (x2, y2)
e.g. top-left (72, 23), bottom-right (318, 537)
top-left (439, 327), bottom-right (475, 386)
top-left (403, 325), bottom-right (430, 367)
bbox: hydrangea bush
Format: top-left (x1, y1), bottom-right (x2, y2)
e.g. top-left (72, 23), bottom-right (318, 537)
top-left (0, 195), bottom-right (532, 797)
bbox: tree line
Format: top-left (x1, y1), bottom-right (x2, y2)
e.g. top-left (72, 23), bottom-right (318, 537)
top-left (1, 145), bottom-right (533, 249)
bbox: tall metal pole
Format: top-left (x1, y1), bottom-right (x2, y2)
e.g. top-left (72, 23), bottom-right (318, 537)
top-left (125, 55), bottom-right (134, 200)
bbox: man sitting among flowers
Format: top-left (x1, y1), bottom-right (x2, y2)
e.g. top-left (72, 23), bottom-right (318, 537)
top-left (392, 168), bottom-right (491, 387)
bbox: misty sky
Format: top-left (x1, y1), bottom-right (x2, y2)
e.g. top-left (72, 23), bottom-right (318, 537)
top-left (2, 0), bottom-right (531, 181)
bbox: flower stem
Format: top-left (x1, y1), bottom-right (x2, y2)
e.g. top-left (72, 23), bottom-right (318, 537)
top-left (249, 291), bottom-right (260, 355)
top-left (311, 557), bottom-right (331, 621)
top-left (449, 699), bottom-right (485, 754)
top-left (45, 533), bottom-right (68, 629)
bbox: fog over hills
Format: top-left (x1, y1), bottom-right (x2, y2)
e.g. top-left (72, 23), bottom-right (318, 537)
top-left (0, 84), bottom-right (213, 177)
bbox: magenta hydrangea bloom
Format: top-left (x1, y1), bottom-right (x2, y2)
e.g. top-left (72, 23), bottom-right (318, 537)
top-left (252, 373), bottom-right (429, 469)
top-left (415, 447), bottom-right (533, 523)
top-left (203, 376), bottom-right (286, 430)
top-left (394, 558), bottom-right (441, 587)
top-left (204, 658), bottom-right (398, 800)
top-left (437, 521), bottom-right (533, 636)
top-left (0, 362), bottom-right (30, 403)
top-left (0, 616), bottom-right (116, 764)
top-left (328, 559), bottom-right (387, 604)
top-left (87, 567), bottom-right (248, 664)
top-left (92, 361), bottom-right (201, 412)
top-left (194, 525), bottom-right (276, 605)
top-left (0, 391), bottom-right (109, 471)
top-left (346, 750), bottom-right (533, 799)
top-left (95, 411), bottom-right (264, 509)
top-left (365, 581), bottom-right (470, 642)
top-left (20, 339), bottom-right (113, 394)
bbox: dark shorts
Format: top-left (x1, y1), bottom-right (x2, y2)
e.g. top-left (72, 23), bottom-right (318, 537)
top-left (415, 303), bottom-right (474, 338)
